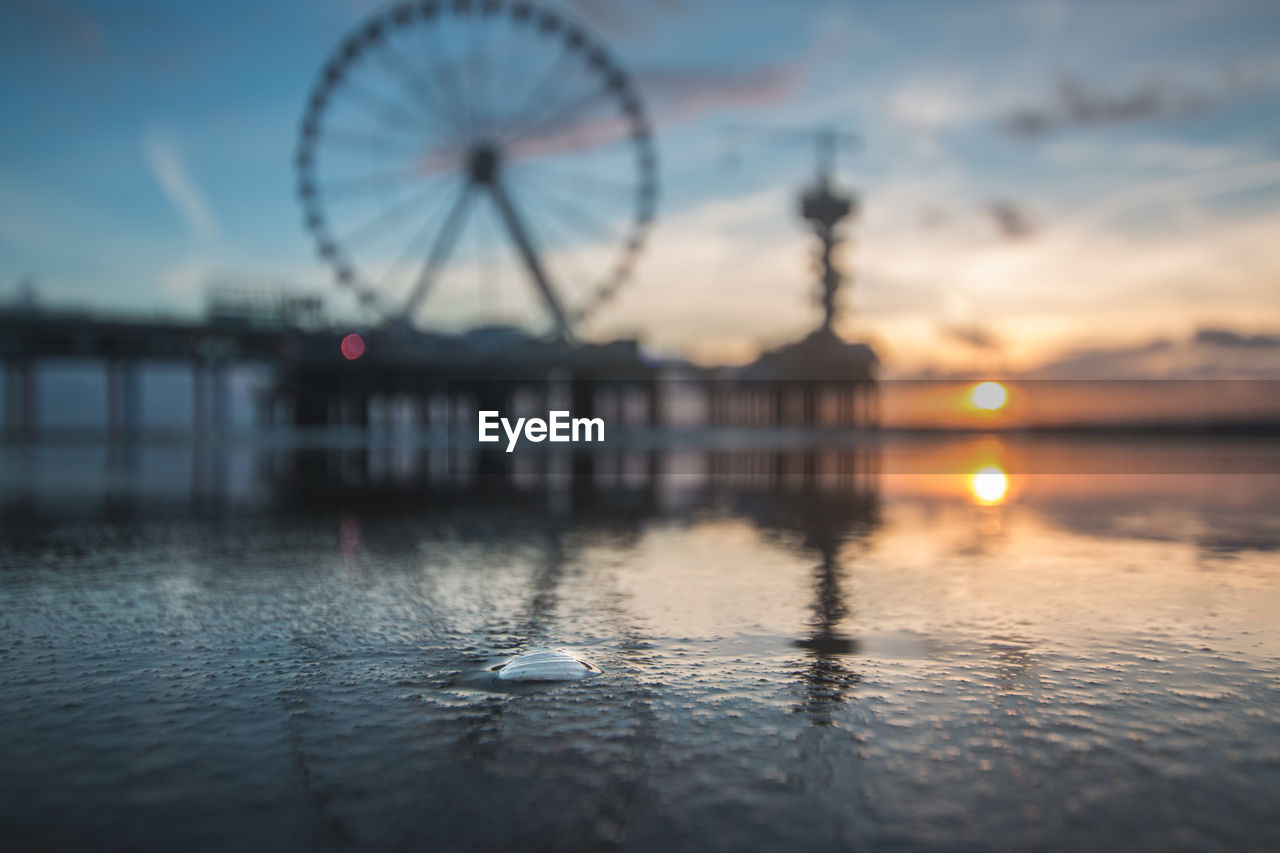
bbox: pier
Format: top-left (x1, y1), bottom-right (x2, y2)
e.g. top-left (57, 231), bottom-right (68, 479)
top-left (0, 303), bottom-right (879, 442)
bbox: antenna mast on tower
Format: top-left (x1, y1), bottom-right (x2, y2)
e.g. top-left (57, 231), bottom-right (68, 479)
top-left (724, 124), bottom-right (860, 331)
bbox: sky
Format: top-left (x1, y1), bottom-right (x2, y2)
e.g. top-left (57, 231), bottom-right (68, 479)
top-left (2, 0), bottom-right (1280, 377)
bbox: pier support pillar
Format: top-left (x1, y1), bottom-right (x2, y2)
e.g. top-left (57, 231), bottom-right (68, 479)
top-left (836, 386), bottom-right (852, 427)
top-left (571, 377), bottom-right (595, 422)
top-left (193, 361), bottom-right (207, 438)
top-left (802, 385), bottom-right (817, 428)
top-left (107, 361), bottom-right (141, 439)
top-left (5, 359), bottom-right (37, 442)
top-left (419, 393), bottom-right (432, 431)
top-left (210, 362), bottom-right (228, 434)
top-left (646, 378), bottom-right (662, 428)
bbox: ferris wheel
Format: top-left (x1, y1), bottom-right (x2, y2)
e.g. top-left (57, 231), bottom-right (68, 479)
top-left (296, 0), bottom-right (658, 341)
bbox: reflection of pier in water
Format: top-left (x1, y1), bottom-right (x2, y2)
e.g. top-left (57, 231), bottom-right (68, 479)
top-left (265, 444), bottom-right (881, 724)
top-left (0, 442), bottom-right (881, 728)
top-left (707, 449), bottom-right (879, 723)
top-left (261, 445), bottom-right (878, 524)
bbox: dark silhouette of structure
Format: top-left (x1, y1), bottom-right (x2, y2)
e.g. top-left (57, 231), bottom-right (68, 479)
top-left (0, 301), bottom-right (880, 441)
top-left (1, 9), bottom-right (879, 442)
top-left (709, 124), bottom-right (879, 430)
top-left (295, 0), bottom-right (657, 342)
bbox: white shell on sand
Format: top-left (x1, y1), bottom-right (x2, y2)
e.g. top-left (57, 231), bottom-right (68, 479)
top-left (495, 648), bottom-right (601, 682)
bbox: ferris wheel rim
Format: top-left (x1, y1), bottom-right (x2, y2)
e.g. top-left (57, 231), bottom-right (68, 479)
top-left (295, 0), bottom-right (658, 331)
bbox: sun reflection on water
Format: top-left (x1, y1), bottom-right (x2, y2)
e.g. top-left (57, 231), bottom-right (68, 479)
top-left (970, 466), bottom-right (1008, 505)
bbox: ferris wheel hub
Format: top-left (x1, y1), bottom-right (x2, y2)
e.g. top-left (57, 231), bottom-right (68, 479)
top-left (467, 143), bottom-right (501, 185)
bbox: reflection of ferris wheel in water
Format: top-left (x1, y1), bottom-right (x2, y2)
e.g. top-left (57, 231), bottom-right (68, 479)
top-left (296, 0), bottom-right (658, 341)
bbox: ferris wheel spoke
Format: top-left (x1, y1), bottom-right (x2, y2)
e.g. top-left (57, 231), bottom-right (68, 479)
top-left (502, 85), bottom-right (616, 152)
top-left (509, 113), bottom-right (633, 164)
top-left (512, 171), bottom-right (623, 245)
top-left (467, 11), bottom-right (494, 136)
top-left (375, 42), bottom-right (471, 143)
top-left (516, 199), bottom-right (594, 296)
top-left (534, 197), bottom-right (620, 250)
top-left (388, 20), bottom-right (473, 141)
top-left (480, 18), bottom-right (507, 138)
top-left (321, 166), bottom-right (453, 199)
top-left (419, 22), bottom-right (479, 140)
top-left (493, 44), bottom-right (574, 142)
top-left (489, 13), bottom-right (523, 127)
top-left (340, 180), bottom-right (454, 250)
top-left (488, 177), bottom-right (574, 340)
top-left (337, 77), bottom-right (440, 139)
top-left (418, 60), bottom-right (475, 142)
top-left (403, 183), bottom-right (476, 318)
top-left (320, 127), bottom-right (430, 158)
top-left (451, 59), bottom-right (484, 139)
top-left (473, 186), bottom-right (504, 315)
top-left (374, 177), bottom-right (465, 292)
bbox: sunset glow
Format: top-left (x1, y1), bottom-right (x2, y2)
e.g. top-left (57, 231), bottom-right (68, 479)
top-left (969, 382), bottom-right (1008, 411)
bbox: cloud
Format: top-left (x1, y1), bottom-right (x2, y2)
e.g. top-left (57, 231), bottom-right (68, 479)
top-left (3, 0), bottom-right (103, 55)
top-left (159, 255), bottom-right (214, 297)
top-left (940, 321), bottom-right (1003, 351)
top-left (142, 128), bottom-right (219, 243)
top-left (1000, 58), bottom-right (1280, 141)
top-left (1043, 139), bottom-right (1253, 174)
top-left (500, 61), bottom-right (804, 161)
top-left (1021, 338), bottom-right (1174, 378)
top-left (1002, 73), bottom-right (1212, 139)
top-left (636, 62), bottom-right (804, 123)
top-left (852, 157), bottom-right (1280, 376)
top-left (886, 80), bottom-right (985, 132)
top-left (1023, 328), bottom-right (1280, 378)
top-left (2, 0), bottom-right (187, 72)
top-left (1195, 328), bottom-right (1280, 349)
top-left (986, 200), bottom-right (1036, 239)
top-left (565, 0), bottom-right (685, 39)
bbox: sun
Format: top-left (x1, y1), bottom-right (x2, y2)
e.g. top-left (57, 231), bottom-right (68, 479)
top-left (970, 466), bottom-right (1008, 505)
top-left (969, 381), bottom-right (1007, 411)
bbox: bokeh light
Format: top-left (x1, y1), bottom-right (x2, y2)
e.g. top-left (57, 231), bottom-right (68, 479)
top-left (341, 333), bottom-right (365, 360)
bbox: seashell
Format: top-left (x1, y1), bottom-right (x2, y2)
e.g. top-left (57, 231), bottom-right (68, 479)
top-left (494, 648), bottom-right (601, 682)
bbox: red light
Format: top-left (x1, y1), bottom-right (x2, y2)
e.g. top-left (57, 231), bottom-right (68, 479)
top-left (340, 333), bottom-right (365, 360)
